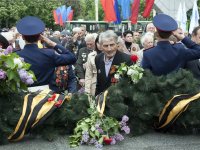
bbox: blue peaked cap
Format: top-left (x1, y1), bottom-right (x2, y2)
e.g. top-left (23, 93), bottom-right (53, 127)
top-left (153, 14), bottom-right (178, 32)
top-left (17, 16), bottom-right (45, 35)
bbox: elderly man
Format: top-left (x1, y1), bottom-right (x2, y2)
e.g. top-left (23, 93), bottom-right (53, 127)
top-left (75, 33), bottom-right (96, 88)
top-left (142, 14), bottom-right (200, 76)
top-left (95, 30), bottom-right (132, 96)
top-left (16, 16), bottom-right (76, 90)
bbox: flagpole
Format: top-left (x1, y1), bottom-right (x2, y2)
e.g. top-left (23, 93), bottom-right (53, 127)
top-left (95, 0), bottom-right (99, 21)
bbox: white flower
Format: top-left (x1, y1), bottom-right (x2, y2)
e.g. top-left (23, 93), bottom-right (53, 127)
top-left (127, 69), bottom-right (136, 76)
top-left (122, 66), bottom-right (127, 71)
top-left (114, 74), bottom-right (120, 79)
top-left (14, 58), bottom-right (23, 68)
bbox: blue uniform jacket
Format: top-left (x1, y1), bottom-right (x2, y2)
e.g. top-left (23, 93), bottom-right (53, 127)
top-left (17, 44), bottom-right (76, 86)
top-left (142, 37), bottom-right (200, 76)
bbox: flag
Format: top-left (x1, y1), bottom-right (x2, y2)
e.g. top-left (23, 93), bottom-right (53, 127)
top-left (176, 2), bottom-right (187, 32)
top-left (55, 7), bottom-right (64, 26)
top-left (60, 5), bottom-right (68, 23)
top-left (53, 10), bottom-right (59, 24)
top-left (119, 0), bottom-right (131, 20)
top-left (101, 0), bottom-right (116, 22)
top-left (142, 0), bottom-right (154, 18)
top-left (114, 0), bottom-right (121, 24)
top-left (189, 0), bottom-right (199, 34)
top-left (130, 0), bottom-right (140, 24)
top-left (68, 10), bottom-right (74, 21)
top-left (66, 6), bottom-right (72, 21)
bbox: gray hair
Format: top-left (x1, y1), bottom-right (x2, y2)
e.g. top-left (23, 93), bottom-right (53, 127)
top-left (72, 27), bottom-right (81, 34)
top-left (85, 33), bottom-right (96, 42)
top-left (99, 30), bottom-right (118, 44)
top-left (140, 32), bottom-right (154, 47)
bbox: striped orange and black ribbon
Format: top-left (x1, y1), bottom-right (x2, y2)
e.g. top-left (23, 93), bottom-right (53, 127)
top-left (96, 90), bottom-right (108, 117)
top-left (156, 93), bottom-right (200, 130)
top-left (8, 89), bottom-right (68, 141)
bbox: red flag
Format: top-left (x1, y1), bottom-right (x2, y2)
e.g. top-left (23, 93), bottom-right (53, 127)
top-left (101, 0), bottom-right (116, 22)
top-left (142, 0), bottom-right (154, 18)
top-left (68, 10), bottom-right (74, 21)
top-left (59, 13), bottom-right (64, 26)
top-left (130, 0), bottom-right (140, 24)
top-left (53, 10), bottom-right (59, 24)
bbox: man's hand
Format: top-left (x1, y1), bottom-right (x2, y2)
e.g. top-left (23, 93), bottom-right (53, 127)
top-left (40, 35), bottom-right (56, 48)
top-left (172, 28), bottom-right (185, 41)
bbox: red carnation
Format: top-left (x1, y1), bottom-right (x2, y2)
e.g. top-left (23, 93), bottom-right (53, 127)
top-left (55, 100), bottom-right (63, 107)
top-left (48, 98), bottom-right (53, 102)
top-left (130, 55), bottom-right (138, 63)
top-left (51, 93), bottom-right (57, 100)
top-left (103, 137), bottom-right (112, 145)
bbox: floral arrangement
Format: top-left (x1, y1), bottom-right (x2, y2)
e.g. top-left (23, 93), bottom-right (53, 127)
top-left (69, 97), bottom-right (130, 148)
top-left (0, 47), bottom-right (36, 94)
top-left (113, 55), bottom-right (144, 84)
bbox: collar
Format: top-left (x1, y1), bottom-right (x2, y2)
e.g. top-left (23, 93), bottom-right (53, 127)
top-left (24, 43), bottom-right (39, 49)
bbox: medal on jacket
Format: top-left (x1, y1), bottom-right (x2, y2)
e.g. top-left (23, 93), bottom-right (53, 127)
top-left (82, 53), bottom-right (87, 62)
top-left (98, 69), bottom-right (101, 74)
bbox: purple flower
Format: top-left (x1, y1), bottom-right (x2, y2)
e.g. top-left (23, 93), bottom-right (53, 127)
top-left (78, 87), bottom-right (85, 93)
top-left (110, 138), bottom-right (116, 145)
top-left (121, 126), bottom-right (130, 134)
top-left (119, 121), bottom-right (126, 127)
top-left (4, 46), bottom-right (13, 55)
top-left (6, 46), bottom-right (13, 53)
top-left (114, 133), bottom-right (124, 141)
top-left (0, 69), bottom-right (6, 79)
top-left (82, 131), bottom-right (89, 143)
top-left (94, 142), bottom-right (103, 149)
top-left (89, 138), bottom-right (97, 144)
top-left (97, 128), bottom-right (104, 134)
top-left (95, 123), bottom-right (100, 128)
top-left (26, 78), bottom-right (34, 85)
top-left (122, 115), bottom-right (129, 122)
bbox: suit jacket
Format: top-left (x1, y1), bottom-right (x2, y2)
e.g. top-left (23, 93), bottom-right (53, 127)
top-left (95, 50), bottom-right (132, 96)
top-left (75, 47), bottom-right (93, 79)
top-left (17, 44), bottom-right (76, 87)
top-left (142, 37), bottom-right (200, 76)
top-left (185, 59), bottom-right (200, 80)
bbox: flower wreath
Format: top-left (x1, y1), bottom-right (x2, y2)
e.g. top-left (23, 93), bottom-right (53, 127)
top-left (111, 55), bottom-right (144, 84)
top-left (0, 47), bottom-right (36, 94)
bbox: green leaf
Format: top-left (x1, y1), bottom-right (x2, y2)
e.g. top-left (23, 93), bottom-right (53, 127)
top-left (6, 70), bottom-right (16, 80)
top-left (81, 124), bottom-right (89, 131)
top-left (5, 58), bottom-right (15, 69)
top-left (91, 126), bottom-right (95, 131)
top-left (95, 130), bottom-right (100, 138)
top-left (89, 131), bottom-right (95, 138)
top-left (98, 136), bottom-right (104, 144)
top-left (85, 118), bottom-right (91, 123)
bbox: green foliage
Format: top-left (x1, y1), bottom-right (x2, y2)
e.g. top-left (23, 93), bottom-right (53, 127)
top-left (69, 97), bottom-right (121, 147)
top-left (0, 49), bottom-right (36, 94)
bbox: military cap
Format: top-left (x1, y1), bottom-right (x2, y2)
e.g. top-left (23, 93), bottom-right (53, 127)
top-left (16, 16), bottom-right (45, 36)
top-left (153, 14), bottom-right (178, 32)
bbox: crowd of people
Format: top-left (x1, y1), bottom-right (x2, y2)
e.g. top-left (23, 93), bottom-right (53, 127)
top-left (0, 13), bottom-right (200, 96)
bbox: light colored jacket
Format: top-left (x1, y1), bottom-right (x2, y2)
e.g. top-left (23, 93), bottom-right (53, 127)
top-left (123, 43), bottom-right (140, 55)
top-left (85, 51), bottom-right (97, 96)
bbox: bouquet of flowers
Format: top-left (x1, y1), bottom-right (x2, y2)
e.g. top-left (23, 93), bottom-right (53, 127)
top-left (69, 97), bottom-right (130, 148)
top-left (0, 47), bottom-right (36, 94)
top-left (114, 55), bottom-right (144, 84)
